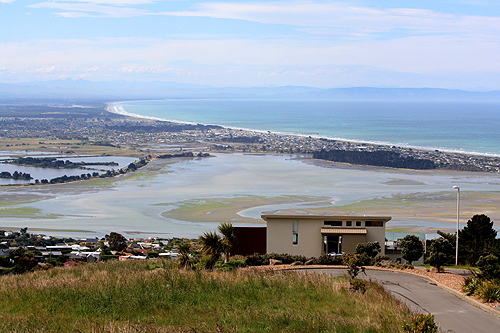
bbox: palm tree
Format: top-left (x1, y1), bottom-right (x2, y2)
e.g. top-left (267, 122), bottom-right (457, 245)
top-left (218, 222), bottom-right (236, 263)
top-left (198, 231), bottom-right (223, 269)
top-left (177, 241), bottom-right (193, 269)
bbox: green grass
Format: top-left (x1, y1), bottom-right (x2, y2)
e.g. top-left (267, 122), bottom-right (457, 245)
top-left (0, 207), bottom-right (62, 219)
top-left (0, 260), bottom-right (413, 332)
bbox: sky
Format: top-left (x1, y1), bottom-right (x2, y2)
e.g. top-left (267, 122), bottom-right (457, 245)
top-left (1, 0), bottom-right (500, 90)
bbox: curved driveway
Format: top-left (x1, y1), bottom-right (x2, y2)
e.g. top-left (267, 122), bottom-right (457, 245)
top-left (300, 268), bottom-right (500, 333)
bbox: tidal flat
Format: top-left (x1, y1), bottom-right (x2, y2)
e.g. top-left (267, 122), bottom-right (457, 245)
top-left (1, 152), bottom-right (499, 239)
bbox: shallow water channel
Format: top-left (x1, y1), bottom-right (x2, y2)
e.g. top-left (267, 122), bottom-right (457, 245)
top-left (1, 153), bottom-right (499, 239)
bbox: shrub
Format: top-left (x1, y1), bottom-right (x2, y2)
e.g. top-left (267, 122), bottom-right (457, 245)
top-left (245, 253), bottom-right (309, 266)
top-left (216, 259), bottom-right (247, 271)
top-left (196, 255), bottom-right (217, 270)
top-left (462, 275), bottom-right (482, 296)
top-left (358, 253), bottom-right (375, 266)
top-left (316, 254), bottom-right (343, 265)
top-left (245, 253), bottom-right (265, 266)
top-left (476, 254), bottom-right (500, 280)
top-left (351, 278), bottom-right (367, 293)
top-left (101, 255), bottom-right (120, 261)
top-left (229, 255), bottom-right (246, 261)
top-left (477, 281), bottom-right (500, 303)
top-left (375, 255), bottom-right (391, 263)
top-left (355, 241), bottom-right (381, 258)
top-left (403, 313), bottom-right (438, 333)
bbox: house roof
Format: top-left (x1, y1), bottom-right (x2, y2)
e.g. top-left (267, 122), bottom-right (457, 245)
top-left (261, 214), bottom-right (391, 222)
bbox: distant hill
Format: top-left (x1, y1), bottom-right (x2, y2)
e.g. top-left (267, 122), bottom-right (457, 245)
top-left (1, 79), bottom-right (500, 103)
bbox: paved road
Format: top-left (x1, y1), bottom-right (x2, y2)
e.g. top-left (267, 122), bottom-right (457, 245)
top-left (301, 268), bottom-right (500, 333)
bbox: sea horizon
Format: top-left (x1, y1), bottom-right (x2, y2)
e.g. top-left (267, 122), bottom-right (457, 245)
top-left (108, 99), bottom-right (500, 158)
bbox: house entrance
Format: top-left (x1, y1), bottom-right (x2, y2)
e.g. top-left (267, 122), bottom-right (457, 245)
top-left (323, 235), bottom-right (342, 255)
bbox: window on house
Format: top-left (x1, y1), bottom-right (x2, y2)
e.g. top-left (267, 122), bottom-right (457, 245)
top-left (324, 221), bottom-right (343, 226)
top-left (356, 221), bottom-right (362, 226)
top-left (293, 220), bottom-right (299, 245)
top-left (346, 221), bottom-right (352, 226)
top-left (365, 221), bottom-right (383, 227)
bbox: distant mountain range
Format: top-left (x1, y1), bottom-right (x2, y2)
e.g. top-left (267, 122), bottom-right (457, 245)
top-left (1, 79), bottom-right (500, 103)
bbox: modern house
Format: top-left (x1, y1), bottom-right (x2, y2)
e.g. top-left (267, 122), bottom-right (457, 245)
top-left (262, 214), bottom-right (390, 258)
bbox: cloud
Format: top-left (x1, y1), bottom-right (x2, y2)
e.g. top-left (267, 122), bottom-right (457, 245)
top-left (45, 0), bottom-right (153, 5)
top-left (157, 1), bottom-right (500, 38)
top-left (1, 35), bottom-right (500, 77)
top-left (0, 0), bottom-right (17, 3)
top-left (29, 0), bottom-right (151, 17)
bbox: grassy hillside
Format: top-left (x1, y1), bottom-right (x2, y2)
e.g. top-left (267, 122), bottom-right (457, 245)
top-left (0, 260), bottom-right (413, 332)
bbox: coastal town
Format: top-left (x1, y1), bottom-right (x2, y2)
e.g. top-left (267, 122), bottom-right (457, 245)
top-left (1, 105), bottom-right (499, 175)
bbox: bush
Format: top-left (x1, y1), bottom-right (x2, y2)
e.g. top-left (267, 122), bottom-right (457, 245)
top-left (462, 275), bottom-right (482, 296)
top-left (216, 259), bottom-right (247, 271)
top-left (351, 278), bottom-right (367, 294)
top-left (477, 281), bottom-right (500, 303)
top-left (196, 255), bottom-right (216, 270)
top-left (355, 241), bottom-right (381, 258)
top-left (358, 253), bottom-right (375, 266)
top-left (316, 254), bottom-right (343, 265)
top-left (403, 314), bottom-right (438, 333)
top-left (476, 254), bottom-right (500, 280)
top-left (229, 255), bottom-right (246, 261)
top-left (245, 253), bottom-right (265, 266)
top-left (101, 255), bottom-right (120, 261)
top-left (375, 255), bottom-right (391, 263)
top-left (245, 253), bottom-right (308, 266)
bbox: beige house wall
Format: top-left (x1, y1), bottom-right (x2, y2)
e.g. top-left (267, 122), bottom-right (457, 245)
top-left (266, 217), bottom-right (324, 258)
top-left (263, 215), bottom-right (390, 258)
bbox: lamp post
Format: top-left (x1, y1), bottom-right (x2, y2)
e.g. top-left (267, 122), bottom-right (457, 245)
top-left (453, 186), bottom-right (460, 266)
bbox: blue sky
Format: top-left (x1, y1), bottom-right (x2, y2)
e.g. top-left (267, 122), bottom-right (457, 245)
top-left (1, 0), bottom-right (500, 89)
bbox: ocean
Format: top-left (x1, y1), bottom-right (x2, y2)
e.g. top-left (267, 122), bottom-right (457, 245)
top-left (113, 99), bottom-right (500, 156)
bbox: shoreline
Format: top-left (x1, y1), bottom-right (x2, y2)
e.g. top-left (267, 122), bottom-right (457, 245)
top-left (1, 153), bottom-right (500, 239)
top-left (107, 100), bottom-right (500, 158)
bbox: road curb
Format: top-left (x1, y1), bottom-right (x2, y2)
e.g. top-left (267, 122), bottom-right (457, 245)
top-left (367, 266), bottom-right (500, 319)
top-left (279, 265), bottom-right (500, 318)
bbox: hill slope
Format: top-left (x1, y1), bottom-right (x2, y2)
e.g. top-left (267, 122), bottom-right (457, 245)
top-left (0, 260), bottom-right (413, 332)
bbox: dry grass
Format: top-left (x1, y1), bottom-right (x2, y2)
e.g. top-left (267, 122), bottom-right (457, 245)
top-left (0, 260), bottom-right (413, 332)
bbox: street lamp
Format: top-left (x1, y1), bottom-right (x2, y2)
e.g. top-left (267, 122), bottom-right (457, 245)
top-left (453, 186), bottom-right (460, 266)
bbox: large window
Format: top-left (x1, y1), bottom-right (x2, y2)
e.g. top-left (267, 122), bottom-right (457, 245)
top-left (324, 220), bottom-right (343, 226)
top-left (292, 220), bottom-right (299, 245)
top-left (365, 221), bottom-right (383, 227)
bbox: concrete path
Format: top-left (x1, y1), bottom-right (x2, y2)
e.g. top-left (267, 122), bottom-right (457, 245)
top-left (300, 268), bottom-right (500, 333)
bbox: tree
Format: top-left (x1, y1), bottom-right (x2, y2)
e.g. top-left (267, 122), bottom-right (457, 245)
top-left (108, 232), bottom-right (127, 252)
top-left (459, 214), bottom-right (497, 265)
top-left (218, 223), bottom-right (236, 263)
top-left (476, 254), bottom-right (500, 280)
top-left (198, 231), bottom-right (223, 269)
top-left (428, 238), bottom-right (453, 272)
top-left (355, 241), bottom-right (381, 258)
top-left (177, 241), bottom-right (193, 269)
top-left (14, 256), bottom-right (38, 274)
top-left (343, 254), bottom-right (367, 293)
top-left (400, 235), bottom-right (424, 265)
